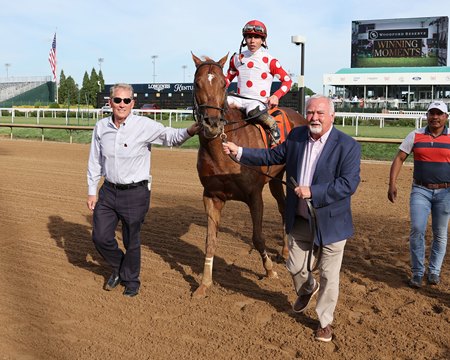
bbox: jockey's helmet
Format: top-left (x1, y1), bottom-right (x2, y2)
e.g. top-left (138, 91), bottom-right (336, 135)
top-left (242, 20), bottom-right (267, 39)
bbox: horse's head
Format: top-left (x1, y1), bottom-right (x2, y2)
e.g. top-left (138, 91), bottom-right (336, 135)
top-left (192, 53), bottom-right (229, 139)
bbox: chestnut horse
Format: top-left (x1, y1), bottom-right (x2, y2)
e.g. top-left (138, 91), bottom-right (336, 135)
top-left (191, 53), bottom-right (305, 298)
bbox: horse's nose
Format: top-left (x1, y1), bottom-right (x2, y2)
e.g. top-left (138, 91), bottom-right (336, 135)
top-left (206, 116), bottom-right (222, 128)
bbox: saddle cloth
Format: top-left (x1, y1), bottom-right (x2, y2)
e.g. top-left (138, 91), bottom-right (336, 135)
top-left (257, 107), bottom-right (293, 148)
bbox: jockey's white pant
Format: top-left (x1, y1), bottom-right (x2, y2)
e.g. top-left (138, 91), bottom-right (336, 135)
top-left (227, 96), bottom-right (267, 115)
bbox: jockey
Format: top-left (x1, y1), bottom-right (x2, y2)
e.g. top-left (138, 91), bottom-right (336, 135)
top-left (225, 19), bottom-right (292, 144)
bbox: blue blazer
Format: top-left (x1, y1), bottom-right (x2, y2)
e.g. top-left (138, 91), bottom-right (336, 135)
top-left (241, 126), bottom-right (361, 245)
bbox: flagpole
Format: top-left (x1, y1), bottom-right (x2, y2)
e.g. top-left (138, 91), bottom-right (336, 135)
top-left (55, 29), bottom-right (58, 103)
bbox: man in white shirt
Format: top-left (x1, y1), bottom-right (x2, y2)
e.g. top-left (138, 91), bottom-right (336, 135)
top-left (87, 83), bottom-right (199, 297)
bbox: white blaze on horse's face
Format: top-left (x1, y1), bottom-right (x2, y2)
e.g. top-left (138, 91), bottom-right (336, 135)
top-left (207, 73), bottom-right (215, 85)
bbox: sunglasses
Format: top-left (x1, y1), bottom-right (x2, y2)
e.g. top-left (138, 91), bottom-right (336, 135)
top-left (243, 25), bottom-right (266, 34)
top-left (112, 97), bottom-right (133, 104)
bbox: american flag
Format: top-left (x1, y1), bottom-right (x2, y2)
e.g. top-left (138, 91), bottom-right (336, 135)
top-left (48, 33), bottom-right (57, 82)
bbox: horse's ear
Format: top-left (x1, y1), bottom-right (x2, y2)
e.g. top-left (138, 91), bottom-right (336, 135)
top-left (218, 53), bottom-right (229, 67)
top-left (191, 52), bottom-right (202, 68)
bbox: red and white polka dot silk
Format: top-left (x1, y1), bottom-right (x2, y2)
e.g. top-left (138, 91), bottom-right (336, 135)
top-left (226, 48), bottom-right (292, 102)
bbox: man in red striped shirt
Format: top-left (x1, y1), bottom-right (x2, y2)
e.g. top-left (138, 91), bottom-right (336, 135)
top-left (388, 100), bottom-right (450, 288)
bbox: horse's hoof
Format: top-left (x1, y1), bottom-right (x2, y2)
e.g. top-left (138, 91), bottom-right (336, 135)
top-left (192, 284), bottom-right (209, 299)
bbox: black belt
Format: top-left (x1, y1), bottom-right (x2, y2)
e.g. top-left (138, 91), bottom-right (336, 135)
top-left (104, 179), bottom-right (148, 190)
top-left (414, 180), bottom-right (450, 189)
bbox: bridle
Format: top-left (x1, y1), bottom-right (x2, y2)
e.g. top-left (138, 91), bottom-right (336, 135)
top-left (193, 61), bottom-right (228, 135)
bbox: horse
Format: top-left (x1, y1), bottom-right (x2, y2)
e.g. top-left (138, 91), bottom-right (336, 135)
top-left (191, 53), bottom-right (306, 298)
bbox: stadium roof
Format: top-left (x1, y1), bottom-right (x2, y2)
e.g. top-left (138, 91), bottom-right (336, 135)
top-left (324, 66), bottom-right (450, 86)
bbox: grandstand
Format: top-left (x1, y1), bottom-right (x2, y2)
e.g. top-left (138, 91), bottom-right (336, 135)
top-left (0, 76), bottom-right (55, 107)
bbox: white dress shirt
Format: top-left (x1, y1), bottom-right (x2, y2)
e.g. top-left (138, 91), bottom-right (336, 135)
top-left (87, 114), bottom-right (191, 195)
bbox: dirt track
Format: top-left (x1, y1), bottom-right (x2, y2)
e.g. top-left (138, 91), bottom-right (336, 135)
top-left (0, 140), bottom-right (448, 360)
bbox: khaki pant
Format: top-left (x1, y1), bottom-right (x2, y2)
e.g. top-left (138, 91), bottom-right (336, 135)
top-left (286, 217), bottom-right (346, 328)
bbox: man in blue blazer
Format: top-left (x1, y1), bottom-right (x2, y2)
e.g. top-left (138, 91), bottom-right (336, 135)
top-left (223, 95), bottom-right (361, 342)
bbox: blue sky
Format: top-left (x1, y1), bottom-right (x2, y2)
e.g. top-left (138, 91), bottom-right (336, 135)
top-left (1, 0), bottom-right (448, 93)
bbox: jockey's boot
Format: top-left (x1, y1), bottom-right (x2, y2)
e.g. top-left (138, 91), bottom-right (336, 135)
top-left (248, 108), bottom-right (281, 145)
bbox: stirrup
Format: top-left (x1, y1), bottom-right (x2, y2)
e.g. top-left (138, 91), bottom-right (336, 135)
top-left (270, 125), bottom-right (281, 145)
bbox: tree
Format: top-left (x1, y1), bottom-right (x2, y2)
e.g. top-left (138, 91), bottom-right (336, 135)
top-left (89, 68), bottom-right (99, 106)
top-left (58, 71), bottom-right (78, 106)
top-left (57, 70), bottom-right (79, 105)
top-left (46, 67), bottom-right (107, 106)
top-left (305, 87), bottom-right (315, 96)
top-left (58, 70), bottom-right (68, 104)
top-left (98, 70), bottom-right (105, 91)
top-left (80, 71), bottom-right (90, 106)
top-left (65, 76), bottom-right (79, 105)
top-left (291, 82), bottom-right (315, 96)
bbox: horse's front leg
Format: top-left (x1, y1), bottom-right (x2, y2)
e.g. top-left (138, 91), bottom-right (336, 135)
top-left (192, 195), bottom-right (224, 298)
top-left (249, 192), bottom-right (278, 279)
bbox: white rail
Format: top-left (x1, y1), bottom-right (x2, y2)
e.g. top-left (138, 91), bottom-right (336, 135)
top-left (335, 111), bottom-right (427, 136)
top-left (0, 108), bottom-right (194, 127)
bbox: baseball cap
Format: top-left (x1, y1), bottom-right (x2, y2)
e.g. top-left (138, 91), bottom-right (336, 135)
top-left (427, 101), bottom-right (448, 114)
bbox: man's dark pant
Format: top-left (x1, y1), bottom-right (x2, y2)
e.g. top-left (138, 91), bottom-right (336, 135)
top-left (92, 183), bottom-right (150, 290)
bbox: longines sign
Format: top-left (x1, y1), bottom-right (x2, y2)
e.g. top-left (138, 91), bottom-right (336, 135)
top-left (146, 83), bottom-right (194, 92)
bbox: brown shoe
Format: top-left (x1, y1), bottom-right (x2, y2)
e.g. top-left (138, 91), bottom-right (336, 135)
top-left (315, 325), bottom-right (333, 342)
top-left (292, 281), bottom-right (320, 313)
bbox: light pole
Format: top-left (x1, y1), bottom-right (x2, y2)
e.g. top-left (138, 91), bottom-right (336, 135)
top-left (291, 35), bottom-right (306, 115)
top-left (151, 55), bottom-right (158, 83)
top-left (182, 65), bottom-right (187, 82)
top-left (98, 58), bottom-right (104, 72)
top-left (5, 63), bottom-right (11, 79)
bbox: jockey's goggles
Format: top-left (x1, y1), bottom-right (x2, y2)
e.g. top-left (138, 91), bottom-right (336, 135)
top-left (243, 25), bottom-right (266, 35)
top-left (112, 97), bottom-right (132, 104)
